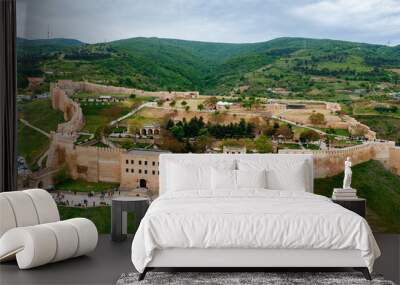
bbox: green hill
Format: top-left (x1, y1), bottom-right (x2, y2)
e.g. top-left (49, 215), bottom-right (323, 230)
top-left (17, 37), bottom-right (84, 56)
top-left (315, 160), bottom-right (400, 233)
top-left (17, 37), bottom-right (400, 96)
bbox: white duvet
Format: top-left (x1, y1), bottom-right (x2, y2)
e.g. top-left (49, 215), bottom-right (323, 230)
top-left (131, 190), bottom-right (380, 273)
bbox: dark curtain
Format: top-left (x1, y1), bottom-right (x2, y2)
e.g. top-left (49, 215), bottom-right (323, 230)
top-left (0, 0), bottom-right (17, 192)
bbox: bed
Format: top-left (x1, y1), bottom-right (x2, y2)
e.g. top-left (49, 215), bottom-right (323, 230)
top-left (131, 154), bottom-right (380, 280)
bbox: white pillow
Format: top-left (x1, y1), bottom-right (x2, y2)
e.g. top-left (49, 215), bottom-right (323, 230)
top-left (266, 162), bottom-right (307, 191)
top-left (238, 159), bottom-right (308, 191)
top-left (167, 162), bottom-right (211, 191)
top-left (211, 168), bottom-right (237, 191)
top-left (236, 169), bottom-right (267, 189)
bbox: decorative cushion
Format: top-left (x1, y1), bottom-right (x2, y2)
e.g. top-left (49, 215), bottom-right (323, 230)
top-left (236, 169), bottom-right (267, 189)
top-left (211, 168), bottom-right (237, 191)
top-left (266, 162), bottom-right (307, 191)
top-left (166, 159), bottom-right (236, 193)
top-left (238, 159), bottom-right (308, 191)
top-left (167, 163), bottom-right (211, 191)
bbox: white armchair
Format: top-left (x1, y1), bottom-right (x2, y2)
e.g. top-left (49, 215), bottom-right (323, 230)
top-left (0, 189), bottom-right (98, 269)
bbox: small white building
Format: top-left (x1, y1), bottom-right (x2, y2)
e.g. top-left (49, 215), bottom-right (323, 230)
top-left (16, 95), bottom-right (32, 102)
top-left (223, 145), bottom-right (246, 154)
top-left (98, 95), bottom-right (113, 102)
top-left (35, 93), bottom-right (50, 99)
top-left (216, 101), bottom-right (234, 110)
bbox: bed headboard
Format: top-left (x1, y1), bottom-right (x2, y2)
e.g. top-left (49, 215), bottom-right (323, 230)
top-left (159, 154), bottom-right (314, 195)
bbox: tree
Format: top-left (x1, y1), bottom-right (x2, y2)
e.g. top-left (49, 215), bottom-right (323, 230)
top-left (255, 135), bottom-right (273, 153)
top-left (275, 125), bottom-right (293, 139)
top-left (197, 103), bottom-right (204, 111)
top-left (169, 100), bottom-right (176, 107)
top-left (192, 135), bottom-right (212, 153)
top-left (300, 130), bottom-right (321, 142)
top-left (128, 121), bottom-right (143, 140)
top-left (204, 96), bottom-right (218, 108)
top-left (129, 94), bottom-right (136, 99)
top-left (165, 119), bottom-right (175, 130)
top-left (159, 129), bottom-right (186, 153)
top-left (170, 125), bottom-right (185, 140)
top-left (185, 105), bottom-right (190, 112)
top-left (181, 100), bottom-right (187, 107)
top-left (157, 99), bottom-right (165, 106)
top-left (94, 126), bottom-right (105, 140)
top-left (309, 112), bottom-right (326, 125)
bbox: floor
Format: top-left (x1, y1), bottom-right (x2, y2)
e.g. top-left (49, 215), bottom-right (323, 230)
top-left (1, 234), bottom-right (399, 285)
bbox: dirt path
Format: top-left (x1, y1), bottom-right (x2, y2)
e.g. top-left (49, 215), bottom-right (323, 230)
top-left (19, 118), bottom-right (51, 138)
top-left (109, 102), bottom-right (157, 126)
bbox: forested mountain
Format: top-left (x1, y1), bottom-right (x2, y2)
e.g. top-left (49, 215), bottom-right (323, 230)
top-left (17, 36), bottom-right (400, 95)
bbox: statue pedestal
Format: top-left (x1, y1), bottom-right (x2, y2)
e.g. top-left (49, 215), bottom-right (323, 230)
top-left (332, 188), bottom-right (358, 200)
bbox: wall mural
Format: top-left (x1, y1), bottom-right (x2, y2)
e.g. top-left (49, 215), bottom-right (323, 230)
top-left (16, 0), bottom-right (400, 233)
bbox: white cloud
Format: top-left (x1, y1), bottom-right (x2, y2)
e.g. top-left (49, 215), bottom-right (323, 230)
top-left (292, 0), bottom-right (400, 36)
top-left (16, 0), bottom-right (400, 45)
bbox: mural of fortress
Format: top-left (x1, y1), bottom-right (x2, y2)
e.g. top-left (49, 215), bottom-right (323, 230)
top-left (47, 81), bottom-right (172, 193)
top-left (45, 80), bottom-right (399, 194)
top-left (56, 80), bottom-right (199, 100)
top-left (279, 142), bottom-right (400, 177)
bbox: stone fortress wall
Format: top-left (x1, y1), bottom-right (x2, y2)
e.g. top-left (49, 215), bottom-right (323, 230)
top-left (50, 83), bottom-right (84, 136)
top-left (47, 80), bottom-right (398, 192)
top-left (46, 81), bottom-right (176, 193)
top-left (269, 99), bottom-right (376, 140)
top-left (47, 133), bottom-right (162, 192)
top-left (389, 147), bottom-right (400, 176)
top-left (57, 80), bottom-right (199, 100)
top-left (279, 141), bottom-right (399, 177)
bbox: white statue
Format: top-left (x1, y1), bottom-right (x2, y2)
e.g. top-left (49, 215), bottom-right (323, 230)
top-left (343, 157), bottom-right (352, 189)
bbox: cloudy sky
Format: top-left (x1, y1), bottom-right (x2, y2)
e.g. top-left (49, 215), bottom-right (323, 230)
top-left (17, 0), bottom-right (400, 45)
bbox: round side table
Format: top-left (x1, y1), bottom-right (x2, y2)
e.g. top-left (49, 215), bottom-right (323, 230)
top-left (111, 196), bottom-right (150, 242)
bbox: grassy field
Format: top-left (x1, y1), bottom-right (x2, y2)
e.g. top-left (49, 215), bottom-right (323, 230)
top-left (352, 101), bottom-right (400, 118)
top-left (73, 91), bottom-right (130, 99)
top-left (278, 143), bottom-right (301, 150)
top-left (354, 115), bottom-right (400, 142)
top-left (58, 206), bottom-right (135, 234)
top-left (302, 143), bottom-right (320, 150)
top-left (17, 125), bottom-right (49, 169)
top-left (17, 100), bottom-right (64, 167)
top-left (319, 127), bottom-right (350, 137)
top-left (19, 99), bottom-right (64, 132)
top-left (55, 179), bottom-right (119, 192)
top-left (80, 103), bottom-right (131, 133)
top-left (80, 97), bottom-right (149, 133)
top-left (315, 160), bottom-right (400, 233)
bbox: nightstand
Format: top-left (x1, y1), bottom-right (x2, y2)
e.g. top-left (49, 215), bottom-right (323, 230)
top-left (332, 198), bottom-right (366, 218)
top-left (111, 197), bottom-right (150, 242)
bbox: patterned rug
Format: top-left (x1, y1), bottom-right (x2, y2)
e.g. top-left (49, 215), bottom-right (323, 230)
top-left (116, 271), bottom-right (396, 285)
